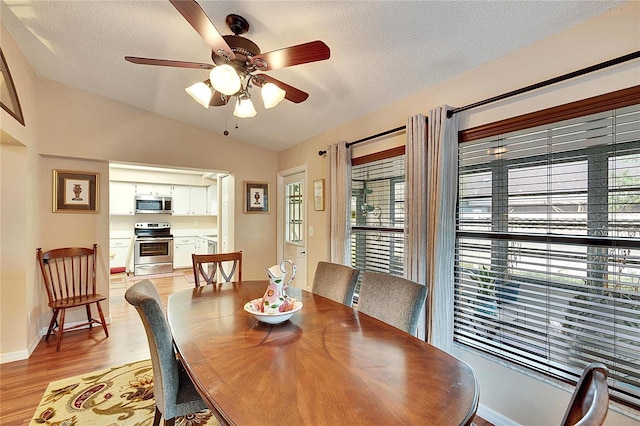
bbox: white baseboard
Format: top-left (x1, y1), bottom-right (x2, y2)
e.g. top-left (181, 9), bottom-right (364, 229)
top-left (477, 404), bottom-right (520, 426)
top-left (0, 349), bottom-right (30, 363)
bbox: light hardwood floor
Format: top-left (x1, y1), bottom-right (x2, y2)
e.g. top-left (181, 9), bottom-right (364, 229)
top-left (0, 271), bottom-right (491, 426)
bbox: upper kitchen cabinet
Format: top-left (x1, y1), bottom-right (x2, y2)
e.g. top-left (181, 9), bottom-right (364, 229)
top-left (171, 185), bottom-right (207, 216)
top-left (110, 181), bottom-right (136, 215)
top-left (207, 184), bottom-right (218, 216)
top-left (135, 183), bottom-right (172, 196)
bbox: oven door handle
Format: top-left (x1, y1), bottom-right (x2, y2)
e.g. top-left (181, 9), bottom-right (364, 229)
top-left (135, 237), bottom-right (174, 242)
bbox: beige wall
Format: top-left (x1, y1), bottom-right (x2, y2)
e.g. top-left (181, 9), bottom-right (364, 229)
top-left (1, 22), bottom-right (278, 361)
top-left (1, 23), bottom-right (41, 359)
top-left (35, 79), bottom-right (278, 282)
top-left (278, 3), bottom-right (640, 425)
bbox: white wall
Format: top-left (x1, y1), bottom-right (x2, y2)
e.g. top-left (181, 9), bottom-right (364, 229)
top-left (278, 2), bottom-right (640, 425)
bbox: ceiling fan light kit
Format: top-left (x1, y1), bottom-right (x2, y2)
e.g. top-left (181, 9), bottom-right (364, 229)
top-left (209, 64), bottom-right (241, 96)
top-left (126, 0), bottom-right (330, 119)
top-left (261, 83), bottom-right (286, 109)
top-left (234, 95), bottom-right (257, 118)
top-left (185, 80), bottom-right (213, 108)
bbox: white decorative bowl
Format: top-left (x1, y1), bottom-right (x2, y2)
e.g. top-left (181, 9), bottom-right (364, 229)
top-left (244, 298), bottom-right (303, 325)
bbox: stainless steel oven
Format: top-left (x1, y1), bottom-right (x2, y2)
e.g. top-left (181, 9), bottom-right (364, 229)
top-left (134, 222), bottom-right (174, 276)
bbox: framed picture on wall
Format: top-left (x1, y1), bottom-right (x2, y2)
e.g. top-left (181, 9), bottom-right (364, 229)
top-left (313, 179), bottom-right (325, 211)
top-left (53, 170), bottom-right (99, 213)
top-left (244, 181), bottom-right (270, 213)
top-left (0, 48), bottom-right (25, 126)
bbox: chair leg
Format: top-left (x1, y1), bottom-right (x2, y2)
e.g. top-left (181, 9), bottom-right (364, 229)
top-left (86, 304), bottom-right (93, 329)
top-left (164, 418), bottom-right (175, 426)
top-left (153, 406), bottom-right (161, 426)
top-left (45, 309), bottom-right (59, 341)
top-left (96, 301), bottom-right (109, 337)
top-left (56, 309), bottom-right (66, 352)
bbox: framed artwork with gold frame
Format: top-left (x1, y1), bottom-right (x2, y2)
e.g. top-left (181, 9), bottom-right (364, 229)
top-left (53, 170), bottom-right (99, 213)
top-left (0, 47), bottom-right (25, 126)
top-left (244, 181), bottom-right (270, 213)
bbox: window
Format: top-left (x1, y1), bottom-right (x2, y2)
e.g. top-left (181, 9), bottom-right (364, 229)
top-left (454, 92), bottom-right (640, 408)
top-left (351, 149), bottom-right (405, 276)
top-left (285, 181), bottom-right (303, 244)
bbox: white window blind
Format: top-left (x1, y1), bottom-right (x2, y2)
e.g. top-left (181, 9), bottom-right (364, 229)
top-left (351, 154), bottom-right (405, 276)
top-left (455, 104), bottom-right (640, 407)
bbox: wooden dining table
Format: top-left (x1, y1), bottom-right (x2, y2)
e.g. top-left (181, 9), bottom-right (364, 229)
top-left (167, 280), bottom-right (479, 425)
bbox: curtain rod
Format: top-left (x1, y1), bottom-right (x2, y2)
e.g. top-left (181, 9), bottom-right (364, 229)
top-left (318, 51), bottom-right (639, 157)
top-left (318, 125), bottom-right (407, 156)
top-left (446, 51), bottom-right (640, 118)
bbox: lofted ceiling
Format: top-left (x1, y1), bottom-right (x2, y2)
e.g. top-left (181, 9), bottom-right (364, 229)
top-left (1, 0), bottom-right (626, 152)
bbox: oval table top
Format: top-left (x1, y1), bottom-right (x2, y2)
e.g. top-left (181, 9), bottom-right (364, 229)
top-left (167, 280), bottom-right (478, 426)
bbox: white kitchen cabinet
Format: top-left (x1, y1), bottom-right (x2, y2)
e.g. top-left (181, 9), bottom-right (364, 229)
top-left (109, 237), bottom-right (133, 271)
top-left (173, 237), bottom-right (196, 269)
top-left (191, 186), bottom-right (207, 215)
top-left (207, 184), bottom-right (218, 216)
top-left (171, 185), bottom-right (207, 216)
top-left (109, 182), bottom-right (136, 215)
top-left (195, 237), bottom-right (208, 255)
top-left (171, 186), bottom-right (191, 215)
top-left (135, 183), bottom-right (172, 196)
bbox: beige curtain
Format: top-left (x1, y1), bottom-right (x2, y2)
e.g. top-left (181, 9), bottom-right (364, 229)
top-left (328, 141), bottom-right (352, 264)
top-left (425, 105), bottom-right (458, 351)
top-left (405, 114), bottom-right (428, 338)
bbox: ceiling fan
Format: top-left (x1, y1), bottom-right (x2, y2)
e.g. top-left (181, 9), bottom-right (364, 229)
top-left (125, 0), bottom-right (330, 118)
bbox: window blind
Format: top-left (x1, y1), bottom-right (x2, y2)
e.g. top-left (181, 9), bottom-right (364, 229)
top-left (351, 154), bottom-right (405, 277)
top-left (455, 104), bottom-right (640, 407)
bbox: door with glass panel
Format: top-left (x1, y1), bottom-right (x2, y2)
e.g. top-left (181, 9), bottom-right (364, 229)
top-left (282, 171), bottom-right (307, 289)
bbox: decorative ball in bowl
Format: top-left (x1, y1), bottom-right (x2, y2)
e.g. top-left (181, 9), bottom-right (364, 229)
top-left (244, 298), bottom-right (303, 325)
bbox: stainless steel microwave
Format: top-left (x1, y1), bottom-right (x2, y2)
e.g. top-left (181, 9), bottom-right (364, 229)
top-left (134, 195), bottom-right (172, 214)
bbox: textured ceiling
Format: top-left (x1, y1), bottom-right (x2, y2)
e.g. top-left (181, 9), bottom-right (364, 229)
top-left (1, 0), bottom-right (626, 152)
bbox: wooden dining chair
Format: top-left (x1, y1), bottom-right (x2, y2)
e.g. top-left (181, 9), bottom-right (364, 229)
top-left (124, 280), bottom-right (208, 426)
top-left (36, 244), bottom-right (109, 352)
top-left (312, 261), bottom-right (360, 307)
top-left (191, 251), bottom-right (242, 287)
top-left (357, 271), bottom-right (428, 335)
top-left (561, 362), bottom-right (609, 426)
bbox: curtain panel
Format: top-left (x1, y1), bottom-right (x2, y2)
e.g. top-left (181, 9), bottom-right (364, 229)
top-left (405, 114), bottom-right (428, 338)
top-left (425, 105), bottom-right (458, 351)
top-left (328, 141), bottom-right (352, 264)
top-left (405, 114), bottom-right (428, 284)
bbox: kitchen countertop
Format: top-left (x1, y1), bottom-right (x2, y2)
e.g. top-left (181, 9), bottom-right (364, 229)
top-left (110, 230), bottom-right (216, 240)
top-left (172, 229), bottom-right (216, 238)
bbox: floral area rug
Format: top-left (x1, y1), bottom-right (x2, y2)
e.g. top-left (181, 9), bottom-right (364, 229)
top-left (30, 359), bottom-right (218, 426)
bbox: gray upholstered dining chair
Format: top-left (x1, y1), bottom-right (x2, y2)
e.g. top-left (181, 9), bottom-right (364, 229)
top-left (357, 271), bottom-right (427, 335)
top-left (561, 362), bottom-right (609, 426)
top-left (311, 261), bottom-right (360, 307)
top-left (124, 280), bottom-right (208, 426)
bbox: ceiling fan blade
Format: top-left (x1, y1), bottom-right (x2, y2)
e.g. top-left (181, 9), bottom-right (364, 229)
top-left (169, 0), bottom-right (235, 60)
top-left (125, 56), bottom-right (213, 69)
top-left (251, 40), bottom-right (330, 71)
top-left (209, 91), bottom-right (228, 106)
top-left (254, 74), bottom-right (309, 103)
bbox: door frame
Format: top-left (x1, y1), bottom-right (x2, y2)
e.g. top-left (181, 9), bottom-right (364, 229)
top-left (277, 165), bottom-right (308, 274)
